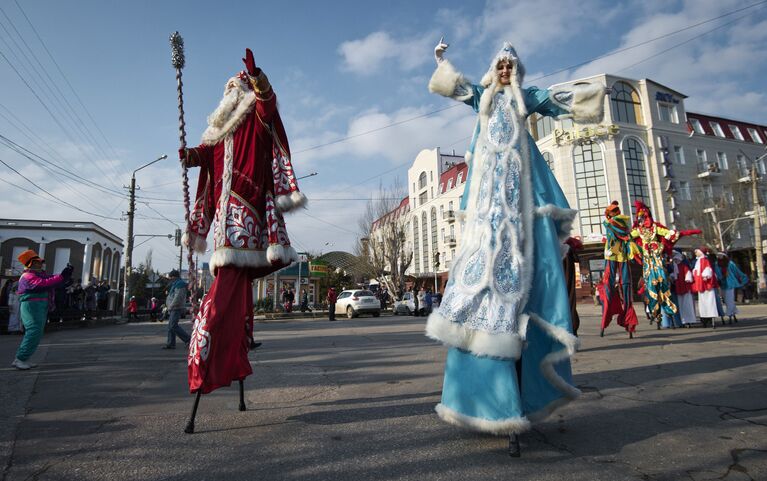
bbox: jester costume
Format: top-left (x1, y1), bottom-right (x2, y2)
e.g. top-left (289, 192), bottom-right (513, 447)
top-left (598, 201), bottom-right (640, 336)
top-left (181, 52), bottom-right (305, 394)
top-left (425, 42), bottom-right (607, 435)
top-left (630, 200), bottom-right (699, 323)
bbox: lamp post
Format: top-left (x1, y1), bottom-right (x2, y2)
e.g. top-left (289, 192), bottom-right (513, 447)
top-left (123, 154), bottom-right (168, 314)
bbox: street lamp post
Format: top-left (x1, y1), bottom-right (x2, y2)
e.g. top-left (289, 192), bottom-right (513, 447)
top-left (123, 154), bottom-right (168, 314)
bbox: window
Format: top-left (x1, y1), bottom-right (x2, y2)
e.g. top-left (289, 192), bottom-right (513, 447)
top-left (447, 179), bottom-right (453, 190)
top-left (611, 81), bottom-right (642, 124)
top-left (723, 187), bottom-right (735, 204)
top-left (534, 113), bottom-right (554, 140)
top-left (710, 122), bottom-right (725, 137)
top-left (413, 222), bottom-right (420, 273)
top-left (737, 154), bottom-right (749, 177)
top-left (457, 172), bottom-right (463, 184)
top-left (759, 159), bottom-right (766, 176)
top-left (658, 102), bottom-right (678, 123)
top-left (542, 152), bottom-right (554, 169)
top-left (716, 152), bottom-right (728, 170)
top-left (679, 181), bottom-right (691, 200)
top-left (421, 213), bottom-right (429, 271)
top-left (704, 184), bottom-right (713, 200)
top-left (431, 208), bottom-right (438, 268)
top-left (623, 139), bottom-right (650, 207)
top-left (689, 118), bottom-right (705, 134)
top-left (696, 149), bottom-right (708, 173)
top-left (574, 143), bottom-right (608, 236)
top-left (440, 227), bottom-right (445, 241)
top-left (448, 200), bottom-right (454, 211)
top-left (430, 171), bottom-right (433, 182)
top-left (673, 146), bottom-right (685, 165)
top-left (748, 128), bottom-right (763, 144)
top-left (729, 125), bottom-right (744, 140)
top-left (439, 183), bottom-right (443, 193)
top-left (418, 172), bottom-right (427, 189)
top-left (418, 191), bottom-right (428, 206)
top-left (439, 205), bottom-right (444, 218)
top-left (560, 118), bottom-right (574, 130)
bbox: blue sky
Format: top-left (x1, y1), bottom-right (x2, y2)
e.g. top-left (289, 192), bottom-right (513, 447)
top-left (1, 0), bottom-right (766, 272)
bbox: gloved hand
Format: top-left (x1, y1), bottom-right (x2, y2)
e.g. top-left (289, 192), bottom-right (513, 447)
top-left (178, 147), bottom-right (186, 161)
top-left (434, 36), bottom-right (449, 64)
top-left (242, 48), bottom-right (261, 77)
top-left (61, 264), bottom-right (74, 279)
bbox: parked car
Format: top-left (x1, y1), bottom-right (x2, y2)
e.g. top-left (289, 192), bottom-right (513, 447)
top-left (335, 290), bottom-right (381, 319)
top-left (393, 291), bottom-right (416, 315)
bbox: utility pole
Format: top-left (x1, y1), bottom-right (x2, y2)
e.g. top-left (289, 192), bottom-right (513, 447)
top-left (753, 161), bottom-right (766, 299)
top-left (123, 175), bottom-right (136, 314)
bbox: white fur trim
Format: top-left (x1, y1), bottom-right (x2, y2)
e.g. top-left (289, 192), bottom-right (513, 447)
top-left (435, 403), bottom-right (531, 435)
top-left (428, 60), bottom-right (472, 101)
top-left (266, 244), bottom-right (298, 265)
top-left (201, 89), bottom-right (257, 146)
top-left (275, 191), bottom-right (308, 213)
top-left (425, 310), bottom-right (522, 359)
top-left (208, 245), bottom-right (297, 276)
top-left (527, 313), bottom-right (581, 402)
top-left (535, 204), bottom-right (577, 242)
top-left (181, 232), bottom-right (208, 254)
top-left (550, 83), bottom-right (606, 124)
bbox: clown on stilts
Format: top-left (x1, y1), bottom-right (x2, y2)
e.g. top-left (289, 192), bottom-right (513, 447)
top-left (174, 42), bottom-right (305, 433)
top-left (597, 201), bottom-right (640, 338)
top-left (425, 38), bottom-right (608, 457)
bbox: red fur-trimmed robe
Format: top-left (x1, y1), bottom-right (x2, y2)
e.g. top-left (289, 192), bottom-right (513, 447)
top-left (183, 72), bottom-right (305, 394)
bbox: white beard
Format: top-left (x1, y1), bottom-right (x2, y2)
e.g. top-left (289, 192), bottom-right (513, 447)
top-left (208, 86), bottom-right (243, 129)
top-left (200, 79), bottom-right (257, 146)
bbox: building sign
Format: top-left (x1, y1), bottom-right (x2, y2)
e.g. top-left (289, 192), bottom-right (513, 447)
top-left (308, 261), bottom-right (329, 278)
top-left (655, 92), bottom-right (679, 104)
top-left (589, 259), bottom-right (606, 272)
top-left (554, 124), bottom-right (619, 145)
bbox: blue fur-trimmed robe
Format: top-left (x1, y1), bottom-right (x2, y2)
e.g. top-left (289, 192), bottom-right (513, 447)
top-left (425, 56), bottom-right (605, 435)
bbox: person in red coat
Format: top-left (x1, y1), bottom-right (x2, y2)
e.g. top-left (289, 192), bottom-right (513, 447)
top-left (127, 296), bottom-right (138, 322)
top-left (326, 287), bottom-right (337, 322)
top-left (179, 49), bottom-right (305, 395)
top-left (692, 247), bottom-right (719, 328)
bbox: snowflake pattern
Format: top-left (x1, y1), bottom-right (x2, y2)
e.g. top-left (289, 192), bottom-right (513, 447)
top-left (188, 298), bottom-right (212, 366)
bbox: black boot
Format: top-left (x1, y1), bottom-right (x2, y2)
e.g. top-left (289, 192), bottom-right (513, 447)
top-left (733, 315), bottom-right (738, 323)
top-left (508, 433), bottom-right (521, 457)
top-left (600, 329), bottom-right (604, 338)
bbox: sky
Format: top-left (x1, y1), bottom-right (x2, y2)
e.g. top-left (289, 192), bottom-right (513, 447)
top-left (1, 0), bottom-right (766, 273)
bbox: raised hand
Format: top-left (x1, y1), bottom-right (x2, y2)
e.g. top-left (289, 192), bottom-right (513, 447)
top-left (434, 36), bottom-right (449, 64)
top-left (242, 48), bottom-right (261, 76)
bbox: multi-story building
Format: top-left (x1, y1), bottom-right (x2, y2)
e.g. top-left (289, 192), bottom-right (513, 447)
top-left (371, 73), bottom-right (767, 294)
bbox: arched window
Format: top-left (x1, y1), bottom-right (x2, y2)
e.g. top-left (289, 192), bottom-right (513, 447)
top-left (430, 207), bottom-right (438, 267)
top-left (611, 81), bottom-right (642, 124)
top-left (623, 138), bottom-right (650, 210)
top-left (418, 171), bottom-right (427, 189)
top-left (413, 222), bottom-right (420, 273)
top-left (536, 114), bottom-right (554, 139)
top-left (542, 152), bottom-right (554, 169)
top-left (457, 172), bottom-right (463, 184)
top-left (421, 213), bottom-right (429, 271)
top-left (574, 143), bottom-right (608, 236)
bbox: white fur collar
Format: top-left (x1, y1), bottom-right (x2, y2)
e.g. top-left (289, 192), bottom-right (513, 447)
top-left (201, 90), bottom-right (257, 146)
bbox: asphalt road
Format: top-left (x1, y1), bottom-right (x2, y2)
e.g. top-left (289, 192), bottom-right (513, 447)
top-left (1, 304), bottom-right (766, 481)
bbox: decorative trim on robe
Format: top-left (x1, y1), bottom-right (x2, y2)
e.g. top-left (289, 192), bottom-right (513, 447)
top-left (209, 244), bottom-right (297, 276)
top-left (428, 60), bottom-right (473, 101)
top-left (435, 403), bottom-right (532, 436)
top-left (425, 310), bottom-right (527, 360)
top-left (201, 90), bottom-right (257, 146)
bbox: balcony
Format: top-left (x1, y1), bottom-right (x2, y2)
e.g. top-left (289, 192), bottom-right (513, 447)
top-left (697, 163), bottom-right (722, 179)
top-left (445, 235), bottom-right (457, 247)
top-left (443, 210), bottom-right (456, 222)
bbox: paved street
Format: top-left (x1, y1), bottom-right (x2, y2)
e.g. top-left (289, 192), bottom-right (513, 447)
top-left (1, 304), bottom-right (766, 481)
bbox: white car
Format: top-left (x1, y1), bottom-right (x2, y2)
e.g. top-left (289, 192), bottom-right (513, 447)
top-left (335, 290), bottom-right (381, 318)
top-left (393, 291), bottom-right (416, 315)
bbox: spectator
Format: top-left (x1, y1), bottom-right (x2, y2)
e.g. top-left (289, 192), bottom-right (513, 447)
top-left (327, 287), bottom-right (337, 321)
top-left (300, 289), bottom-right (311, 312)
top-left (7, 280), bottom-right (21, 334)
top-left (162, 270), bottom-right (191, 349)
top-left (425, 289), bottom-right (433, 315)
top-left (150, 297), bottom-right (159, 321)
top-left (128, 297), bottom-right (138, 321)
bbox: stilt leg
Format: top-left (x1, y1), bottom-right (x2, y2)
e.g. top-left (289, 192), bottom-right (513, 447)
top-left (600, 329), bottom-right (604, 338)
top-left (508, 433), bottom-right (521, 457)
top-left (184, 391), bottom-right (202, 434)
top-left (239, 379), bottom-right (246, 412)
top-left (629, 331), bottom-right (634, 339)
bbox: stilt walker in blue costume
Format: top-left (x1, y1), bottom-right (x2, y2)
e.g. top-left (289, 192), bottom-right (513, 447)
top-left (425, 38), bottom-right (608, 456)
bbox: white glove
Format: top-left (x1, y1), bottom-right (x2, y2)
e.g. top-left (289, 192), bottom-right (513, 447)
top-left (434, 36), bottom-right (449, 64)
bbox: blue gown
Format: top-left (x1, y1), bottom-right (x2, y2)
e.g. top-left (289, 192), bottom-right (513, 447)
top-left (426, 47), bottom-right (604, 434)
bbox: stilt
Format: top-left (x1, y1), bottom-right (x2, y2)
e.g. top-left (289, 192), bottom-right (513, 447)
top-left (629, 331), bottom-right (634, 339)
top-left (600, 329), bottom-right (604, 338)
top-left (184, 391), bottom-right (202, 434)
top-left (239, 379), bottom-right (246, 411)
top-left (733, 315), bottom-right (738, 323)
top-left (508, 433), bottom-right (521, 457)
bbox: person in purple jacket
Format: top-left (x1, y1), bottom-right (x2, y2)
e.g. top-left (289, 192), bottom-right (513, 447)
top-left (12, 249), bottom-right (73, 370)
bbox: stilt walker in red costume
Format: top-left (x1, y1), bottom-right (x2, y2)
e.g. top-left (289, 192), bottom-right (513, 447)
top-left (171, 35), bottom-right (305, 433)
top-left (598, 201), bottom-right (640, 338)
top-left (630, 200), bottom-right (699, 325)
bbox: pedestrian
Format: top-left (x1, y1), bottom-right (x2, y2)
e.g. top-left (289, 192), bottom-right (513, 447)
top-left (380, 287), bottom-right (389, 310)
top-left (11, 250), bottom-right (72, 370)
top-left (425, 39), bottom-right (609, 456)
top-left (692, 247), bottom-right (719, 328)
top-left (424, 289), bottom-right (433, 315)
top-left (83, 281), bottom-right (96, 320)
top-left (178, 48), bottom-right (305, 396)
top-left (162, 270), bottom-right (191, 349)
top-left (128, 296), bottom-right (139, 321)
top-left (7, 279), bottom-right (21, 334)
top-left (671, 251), bottom-right (697, 327)
top-left (150, 297), bottom-right (159, 321)
top-left (412, 286), bottom-right (420, 317)
top-left (327, 287), bottom-right (337, 321)
top-left (300, 289), bottom-right (311, 312)
top-left (716, 253), bottom-right (748, 324)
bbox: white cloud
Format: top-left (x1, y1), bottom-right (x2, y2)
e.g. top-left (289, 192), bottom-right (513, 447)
top-left (338, 31), bottom-right (434, 75)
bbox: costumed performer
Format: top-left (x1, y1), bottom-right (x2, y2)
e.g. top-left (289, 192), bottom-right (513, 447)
top-left (671, 250), bottom-right (697, 327)
top-left (692, 247), bottom-right (718, 328)
top-left (598, 201), bottom-right (640, 338)
top-left (179, 49), bottom-right (306, 395)
top-left (424, 38), bottom-right (608, 457)
top-left (660, 255), bottom-right (683, 329)
top-left (716, 252), bottom-right (748, 324)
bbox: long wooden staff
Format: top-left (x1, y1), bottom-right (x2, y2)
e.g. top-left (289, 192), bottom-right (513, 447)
top-left (170, 31), bottom-right (196, 304)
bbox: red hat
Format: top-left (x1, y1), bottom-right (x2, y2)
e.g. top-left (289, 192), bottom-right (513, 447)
top-left (565, 237), bottom-right (583, 251)
top-left (17, 249), bottom-right (43, 268)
